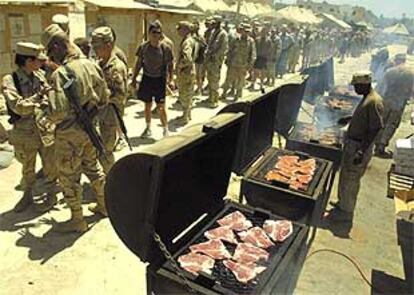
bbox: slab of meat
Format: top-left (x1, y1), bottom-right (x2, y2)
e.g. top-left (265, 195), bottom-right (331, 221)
top-left (190, 239), bottom-right (232, 259)
top-left (223, 260), bottom-right (267, 284)
top-left (295, 165), bottom-right (315, 176)
top-left (178, 252), bottom-right (215, 275)
top-left (233, 243), bottom-right (269, 264)
top-left (204, 226), bottom-right (238, 244)
top-left (289, 180), bottom-right (308, 191)
top-left (296, 174), bottom-right (312, 184)
top-left (217, 211), bottom-right (253, 231)
top-left (325, 98), bottom-right (353, 110)
top-left (238, 227), bottom-right (274, 249)
top-left (265, 170), bottom-right (290, 183)
top-left (296, 158), bottom-right (316, 168)
top-left (263, 220), bottom-right (293, 242)
top-left (277, 155), bottom-right (299, 166)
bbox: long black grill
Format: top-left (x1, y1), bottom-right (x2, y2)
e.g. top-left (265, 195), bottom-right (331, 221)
top-left (163, 206), bottom-right (301, 294)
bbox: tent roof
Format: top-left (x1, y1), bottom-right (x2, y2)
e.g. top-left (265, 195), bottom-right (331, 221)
top-left (258, 6), bottom-right (321, 25)
top-left (319, 13), bottom-right (352, 30)
top-left (237, 2), bottom-right (273, 18)
top-left (192, 0), bottom-right (232, 12)
top-left (383, 23), bottom-right (410, 36)
top-left (0, 0), bottom-right (74, 4)
top-left (83, 0), bottom-right (154, 10)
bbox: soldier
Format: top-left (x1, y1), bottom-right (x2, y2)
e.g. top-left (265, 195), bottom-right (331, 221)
top-left (301, 29), bottom-right (313, 69)
top-left (204, 15), bottom-right (228, 108)
top-left (1, 42), bottom-right (58, 213)
top-left (91, 27), bottom-right (128, 173)
top-left (52, 14), bottom-right (69, 34)
top-left (326, 72), bottom-right (383, 225)
top-left (221, 23), bottom-right (256, 101)
top-left (74, 37), bottom-right (91, 58)
top-left (41, 24), bottom-right (109, 232)
top-left (175, 21), bottom-right (195, 124)
top-left (250, 25), bottom-right (272, 90)
top-left (265, 27), bottom-right (281, 86)
top-left (131, 21), bottom-right (174, 138)
top-left (221, 24), bottom-right (242, 99)
top-left (192, 20), bottom-right (207, 96)
top-left (276, 25), bottom-right (294, 79)
top-left (110, 27), bottom-right (129, 67)
top-left (375, 54), bottom-right (414, 158)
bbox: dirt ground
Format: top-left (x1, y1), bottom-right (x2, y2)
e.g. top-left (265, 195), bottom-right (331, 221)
top-left (0, 45), bottom-right (412, 294)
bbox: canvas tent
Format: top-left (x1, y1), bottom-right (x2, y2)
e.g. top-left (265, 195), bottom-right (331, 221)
top-left (383, 23), bottom-right (410, 36)
top-left (318, 13), bottom-right (352, 31)
top-left (258, 6), bottom-right (322, 25)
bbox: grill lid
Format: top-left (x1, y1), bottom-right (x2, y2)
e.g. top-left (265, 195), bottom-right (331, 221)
top-left (105, 113), bottom-right (245, 268)
top-left (219, 89), bottom-right (278, 174)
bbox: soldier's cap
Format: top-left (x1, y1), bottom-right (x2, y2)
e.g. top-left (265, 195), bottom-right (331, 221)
top-left (52, 14), bottom-right (69, 31)
top-left (212, 15), bottom-right (223, 23)
top-left (15, 42), bottom-right (48, 60)
top-left (149, 20), bottom-right (163, 33)
top-left (74, 37), bottom-right (90, 48)
top-left (351, 71), bottom-right (372, 85)
top-left (205, 16), bottom-right (213, 24)
top-left (176, 21), bottom-right (193, 31)
top-left (41, 24), bottom-right (67, 48)
top-left (91, 26), bottom-right (114, 47)
top-left (395, 53), bottom-right (407, 62)
top-left (242, 23), bottom-right (252, 32)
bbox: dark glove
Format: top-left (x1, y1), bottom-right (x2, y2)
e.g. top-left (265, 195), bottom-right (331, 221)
top-left (353, 150), bottom-right (364, 165)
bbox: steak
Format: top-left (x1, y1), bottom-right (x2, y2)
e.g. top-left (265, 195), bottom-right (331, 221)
top-left (190, 239), bottom-right (232, 260)
top-left (204, 226), bottom-right (238, 244)
top-left (263, 220), bottom-right (293, 242)
top-left (223, 260), bottom-right (267, 284)
top-left (325, 97), bottom-right (353, 110)
top-left (238, 227), bottom-right (274, 249)
top-left (178, 252), bottom-right (215, 275)
top-left (217, 211), bottom-right (253, 231)
top-left (233, 243), bottom-right (269, 264)
top-left (265, 170), bottom-right (290, 183)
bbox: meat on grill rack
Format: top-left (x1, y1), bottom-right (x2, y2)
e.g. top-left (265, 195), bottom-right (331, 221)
top-left (265, 155), bottom-right (316, 191)
top-left (324, 97), bottom-right (353, 110)
top-left (238, 227), bottom-right (275, 249)
top-left (296, 124), bottom-right (341, 146)
top-left (223, 260), bottom-right (267, 284)
top-left (204, 226), bottom-right (238, 244)
top-left (189, 239), bottom-right (232, 260)
top-left (233, 243), bottom-right (269, 264)
top-left (217, 210), bottom-right (253, 231)
top-left (177, 252), bottom-right (215, 275)
top-left (263, 220), bottom-right (293, 242)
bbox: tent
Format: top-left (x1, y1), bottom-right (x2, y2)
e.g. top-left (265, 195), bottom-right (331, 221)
top-left (383, 23), bottom-right (410, 36)
top-left (257, 6), bottom-right (322, 25)
top-left (318, 13), bottom-right (352, 31)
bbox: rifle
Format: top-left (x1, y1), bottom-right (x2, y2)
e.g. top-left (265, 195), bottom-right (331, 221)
top-left (61, 74), bottom-right (107, 159)
top-left (111, 103), bottom-right (132, 151)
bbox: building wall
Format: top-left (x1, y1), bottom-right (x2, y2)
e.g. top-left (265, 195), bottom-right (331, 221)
top-left (0, 4), bottom-right (69, 78)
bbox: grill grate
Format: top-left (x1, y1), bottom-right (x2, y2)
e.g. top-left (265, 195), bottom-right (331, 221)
top-left (164, 206), bottom-right (300, 294)
top-left (249, 150), bottom-right (326, 196)
top-left (289, 122), bottom-right (343, 148)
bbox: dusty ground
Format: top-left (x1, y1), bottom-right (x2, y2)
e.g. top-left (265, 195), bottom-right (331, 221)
top-left (0, 46), bottom-right (412, 294)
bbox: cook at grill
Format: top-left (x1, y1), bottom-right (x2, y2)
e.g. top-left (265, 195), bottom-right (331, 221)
top-left (326, 71), bottom-right (384, 226)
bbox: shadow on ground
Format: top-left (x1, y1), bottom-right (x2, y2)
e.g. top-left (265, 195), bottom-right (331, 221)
top-left (130, 136), bottom-right (156, 147)
top-left (15, 214), bottom-right (103, 264)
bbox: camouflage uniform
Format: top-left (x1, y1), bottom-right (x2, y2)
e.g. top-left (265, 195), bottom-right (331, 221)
top-left (375, 62), bottom-right (414, 150)
top-left (205, 18), bottom-right (228, 107)
top-left (92, 27), bottom-right (128, 173)
top-left (176, 22), bottom-right (195, 122)
top-left (266, 34), bottom-right (281, 84)
top-left (42, 24), bottom-right (109, 232)
top-left (222, 29), bottom-right (256, 100)
top-left (336, 73), bottom-right (383, 221)
top-left (2, 43), bottom-right (58, 212)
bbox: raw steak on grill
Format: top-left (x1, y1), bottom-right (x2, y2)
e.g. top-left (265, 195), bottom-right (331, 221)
top-left (289, 180), bottom-right (308, 191)
top-left (190, 239), bottom-right (231, 259)
top-left (238, 227), bottom-right (274, 249)
top-left (265, 170), bottom-right (290, 183)
top-left (263, 220), bottom-right (293, 242)
top-left (217, 211), bottom-right (253, 231)
top-left (178, 252), bottom-right (215, 275)
top-left (223, 260), bottom-right (267, 284)
top-left (296, 174), bottom-right (312, 184)
top-left (204, 226), bottom-right (238, 244)
top-left (233, 243), bottom-right (269, 264)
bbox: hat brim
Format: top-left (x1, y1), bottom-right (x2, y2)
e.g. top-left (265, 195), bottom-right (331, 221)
top-left (36, 52), bottom-right (48, 61)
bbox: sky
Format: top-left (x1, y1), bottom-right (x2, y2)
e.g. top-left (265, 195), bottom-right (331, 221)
top-left (280, 0), bottom-right (414, 18)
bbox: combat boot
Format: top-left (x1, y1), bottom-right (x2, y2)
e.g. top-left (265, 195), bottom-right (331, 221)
top-left (34, 193), bottom-right (58, 213)
top-left (88, 195), bottom-right (108, 217)
top-left (13, 190), bottom-right (33, 213)
top-left (55, 209), bottom-right (88, 233)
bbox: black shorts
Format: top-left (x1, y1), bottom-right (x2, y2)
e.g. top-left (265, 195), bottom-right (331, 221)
top-left (254, 56), bottom-right (268, 70)
top-left (137, 74), bottom-right (166, 104)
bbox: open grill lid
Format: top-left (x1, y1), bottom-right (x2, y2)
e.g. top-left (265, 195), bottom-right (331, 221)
top-left (105, 113), bottom-right (245, 269)
top-left (219, 89), bottom-right (279, 174)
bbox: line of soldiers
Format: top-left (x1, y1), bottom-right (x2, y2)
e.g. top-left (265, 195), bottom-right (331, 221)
top-left (1, 16), bottom-right (129, 233)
